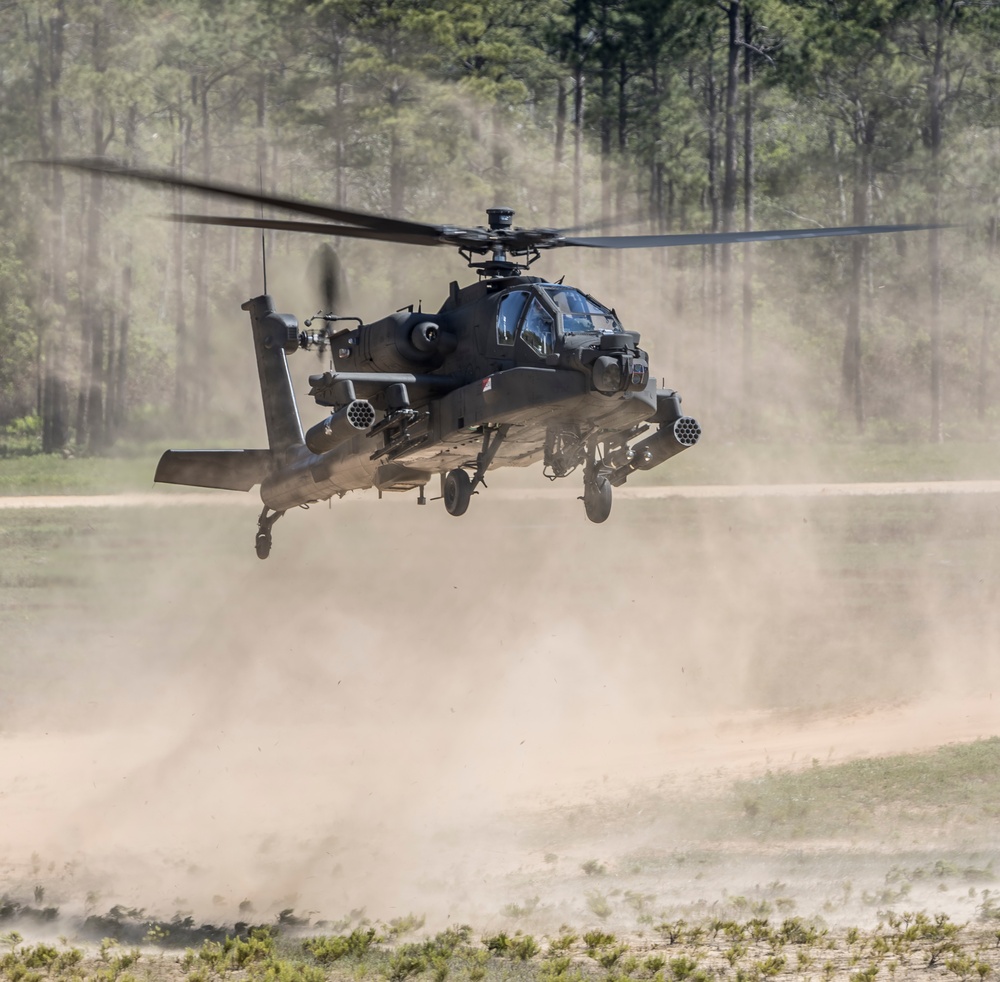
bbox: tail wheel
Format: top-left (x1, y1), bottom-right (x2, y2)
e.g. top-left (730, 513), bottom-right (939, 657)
top-left (583, 474), bottom-right (613, 523)
top-left (254, 506), bottom-right (284, 560)
top-left (443, 469), bottom-right (472, 516)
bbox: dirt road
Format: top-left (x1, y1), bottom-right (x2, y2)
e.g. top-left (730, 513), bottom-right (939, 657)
top-left (5, 479), bottom-right (1000, 509)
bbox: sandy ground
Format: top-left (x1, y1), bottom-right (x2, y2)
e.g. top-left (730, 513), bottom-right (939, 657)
top-left (2, 481), bottom-right (999, 930)
top-left (2, 694), bottom-right (997, 841)
top-left (1, 695), bottom-right (996, 930)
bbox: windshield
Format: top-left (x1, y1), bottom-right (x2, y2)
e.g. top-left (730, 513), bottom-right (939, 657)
top-left (520, 298), bottom-right (554, 356)
top-left (543, 287), bottom-right (623, 334)
top-left (496, 290), bottom-right (529, 346)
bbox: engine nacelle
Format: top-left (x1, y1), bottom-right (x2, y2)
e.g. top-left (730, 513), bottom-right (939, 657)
top-left (334, 312), bottom-right (457, 374)
top-left (305, 399), bottom-right (376, 454)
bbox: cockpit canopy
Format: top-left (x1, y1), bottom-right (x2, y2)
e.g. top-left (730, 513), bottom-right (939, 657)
top-left (541, 287), bottom-right (623, 335)
top-left (494, 284), bottom-right (624, 357)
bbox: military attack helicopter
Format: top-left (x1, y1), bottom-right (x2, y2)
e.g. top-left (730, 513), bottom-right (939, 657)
top-left (42, 159), bottom-right (945, 558)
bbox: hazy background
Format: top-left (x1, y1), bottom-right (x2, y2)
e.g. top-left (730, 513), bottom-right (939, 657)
top-left (3, 0), bottom-right (1000, 454)
top-left (2, 0), bottom-right (1000, 940)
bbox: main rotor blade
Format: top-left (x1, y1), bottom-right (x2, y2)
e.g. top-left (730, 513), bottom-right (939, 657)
top-left (560, 222), bottom-right (953, 249)
top-left (32, 157), bottom-right (447, 241)
top-left (164, 213), bottom-right (445, 248)
top-left (556, 211), bottom-right (650, 235)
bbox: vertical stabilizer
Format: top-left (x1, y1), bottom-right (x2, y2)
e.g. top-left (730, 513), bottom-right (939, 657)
top-left (242, 295), bottom-right (304, 452)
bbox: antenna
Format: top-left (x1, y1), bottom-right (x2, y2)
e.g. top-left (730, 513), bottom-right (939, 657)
top-left (259, 166), bottom-right (268, 294)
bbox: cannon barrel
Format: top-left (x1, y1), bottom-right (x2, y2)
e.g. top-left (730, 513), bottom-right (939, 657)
top-left (305, 399), bottom-right (376, 454)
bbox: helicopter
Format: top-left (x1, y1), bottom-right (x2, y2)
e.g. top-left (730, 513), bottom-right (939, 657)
top-left (40, 158), bottom-right (946, 558)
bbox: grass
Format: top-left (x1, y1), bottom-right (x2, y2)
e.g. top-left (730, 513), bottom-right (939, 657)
top-left (628, 436), bottom-right (1000, 486)
top-left (527, 736), bottom-right (1000, 940)
top-left (546, 739), bottom-right (1000, 851)
top-left (2, 436), bottom-right (1000, 495)
top-left (0, 504), bottom-right (250, 714)
top-left (729, 739), bottom-right (1000, 841)
top-left (0, 454), bottom-right (160, 495)
top-left (0, 909), bottom-right (999, 982)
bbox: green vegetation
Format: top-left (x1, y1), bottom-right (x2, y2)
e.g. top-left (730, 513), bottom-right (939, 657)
top-left (0, 454), bottom-right (160, 495)
top-left (5, 436), bottom-right (1000, 495)
top-left (551, 738), bottom-right (1000, 858)
top-left (3, 0), bottom-right (1000, 455)
top-left (0, 910), bottom-right (998, 982)
top-left (640, 439), bottom-right (1000, 487)
top-left (731, 738), bottom-right (1000, 840)
top-left (302, 928), bottom-right (378, 963)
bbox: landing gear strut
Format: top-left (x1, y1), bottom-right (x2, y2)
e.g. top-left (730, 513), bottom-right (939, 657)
top-left (255, 506), bottom-right (285, 560)
top-left (470, 423), bottom-right (510, 491)
top-left (442, 424), bottom-right (511, 518)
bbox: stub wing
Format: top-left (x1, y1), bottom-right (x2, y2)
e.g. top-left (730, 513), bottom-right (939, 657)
top-left (155, 449), bottom-right (273, 492)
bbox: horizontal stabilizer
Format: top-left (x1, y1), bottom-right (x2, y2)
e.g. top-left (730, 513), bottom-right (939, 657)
top-left (155, 450), bottom-right (273, 492)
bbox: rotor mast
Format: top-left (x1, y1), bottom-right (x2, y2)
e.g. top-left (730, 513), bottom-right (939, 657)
top-left (462, 207), bottom-right (541, 279)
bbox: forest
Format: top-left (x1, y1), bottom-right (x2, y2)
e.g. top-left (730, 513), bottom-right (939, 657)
top-left (1, 0), bottom-right (999, 454)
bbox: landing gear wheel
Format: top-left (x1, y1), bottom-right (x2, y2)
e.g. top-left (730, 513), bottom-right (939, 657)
top-left (583, 474), bottom-right (613, 523)
top-left (443, 469), bottom-right (472, 516)
top-left (255, 531), bottom-right (272, 560)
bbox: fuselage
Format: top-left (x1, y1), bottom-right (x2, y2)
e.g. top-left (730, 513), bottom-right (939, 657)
top-left (258, 277), bottom-right (663, 510)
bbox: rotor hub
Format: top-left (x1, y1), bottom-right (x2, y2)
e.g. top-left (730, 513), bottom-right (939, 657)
top-left (486, 207), bottom-right (515, 231)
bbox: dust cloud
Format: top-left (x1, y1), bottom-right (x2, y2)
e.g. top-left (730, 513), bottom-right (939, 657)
top-left (3, 116), bottom-right (999, 938)
top-left (2, 481), bottom-right (999, 933)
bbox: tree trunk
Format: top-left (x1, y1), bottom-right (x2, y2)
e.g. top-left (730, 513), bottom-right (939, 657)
top-left (706, 41), bottom-right (720, 233)
top-left (41, 0), bottom-right (69, 452)
top-left (85, 159), bottom-right (107, 452)
top-left (929, 222), bottom-right (942, 438)
top-left (254, 74), bottom-right (268, 289)
top-left (173, 107), bottom-right (190, 425)
top-left (105, 243), bottom-right (118, 435)
top-left (979, 215), bottom-right (998, 422)
top-left (705, 39), bottom-right (720, 415)
top-left (491, 105), bottom-right (505, 199)
top-left (742, 5), bottom-right (754, 430)
top-left (927, 5), bottom-right (946, 442)
top-left (616, 56), bottom-right (628, 223)
top-left (82, 10), bottom-right (111, 452)
top-left (572, 55), bottom-right (585, 227)
top-left (828, 123), bottom-right (847, 224)
top-left (719, 1), bottom-right (740, 424)
top-left (598, 10), bottom-right (613, 225)
top-left (650, 61), bottom-right (664, 229)
top-left (193, 73), bottom-right (211, 418)
top-left (389, 84), bottom-right (405, 216)
top-left (843, 121), bottom-right (872, 434)
top-left (113, 263), bottom-right (132, 437)
top-left (551, 76), bottom-right (567, 223)
top-left (331, 40), bottom-right (345, 209)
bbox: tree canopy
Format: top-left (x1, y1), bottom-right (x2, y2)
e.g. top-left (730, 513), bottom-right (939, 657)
top-left (2, 0), bottom-right (999, 451)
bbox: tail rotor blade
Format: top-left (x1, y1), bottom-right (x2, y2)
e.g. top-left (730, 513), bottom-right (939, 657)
top-left (309, 243), bottom-right (345, 314)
